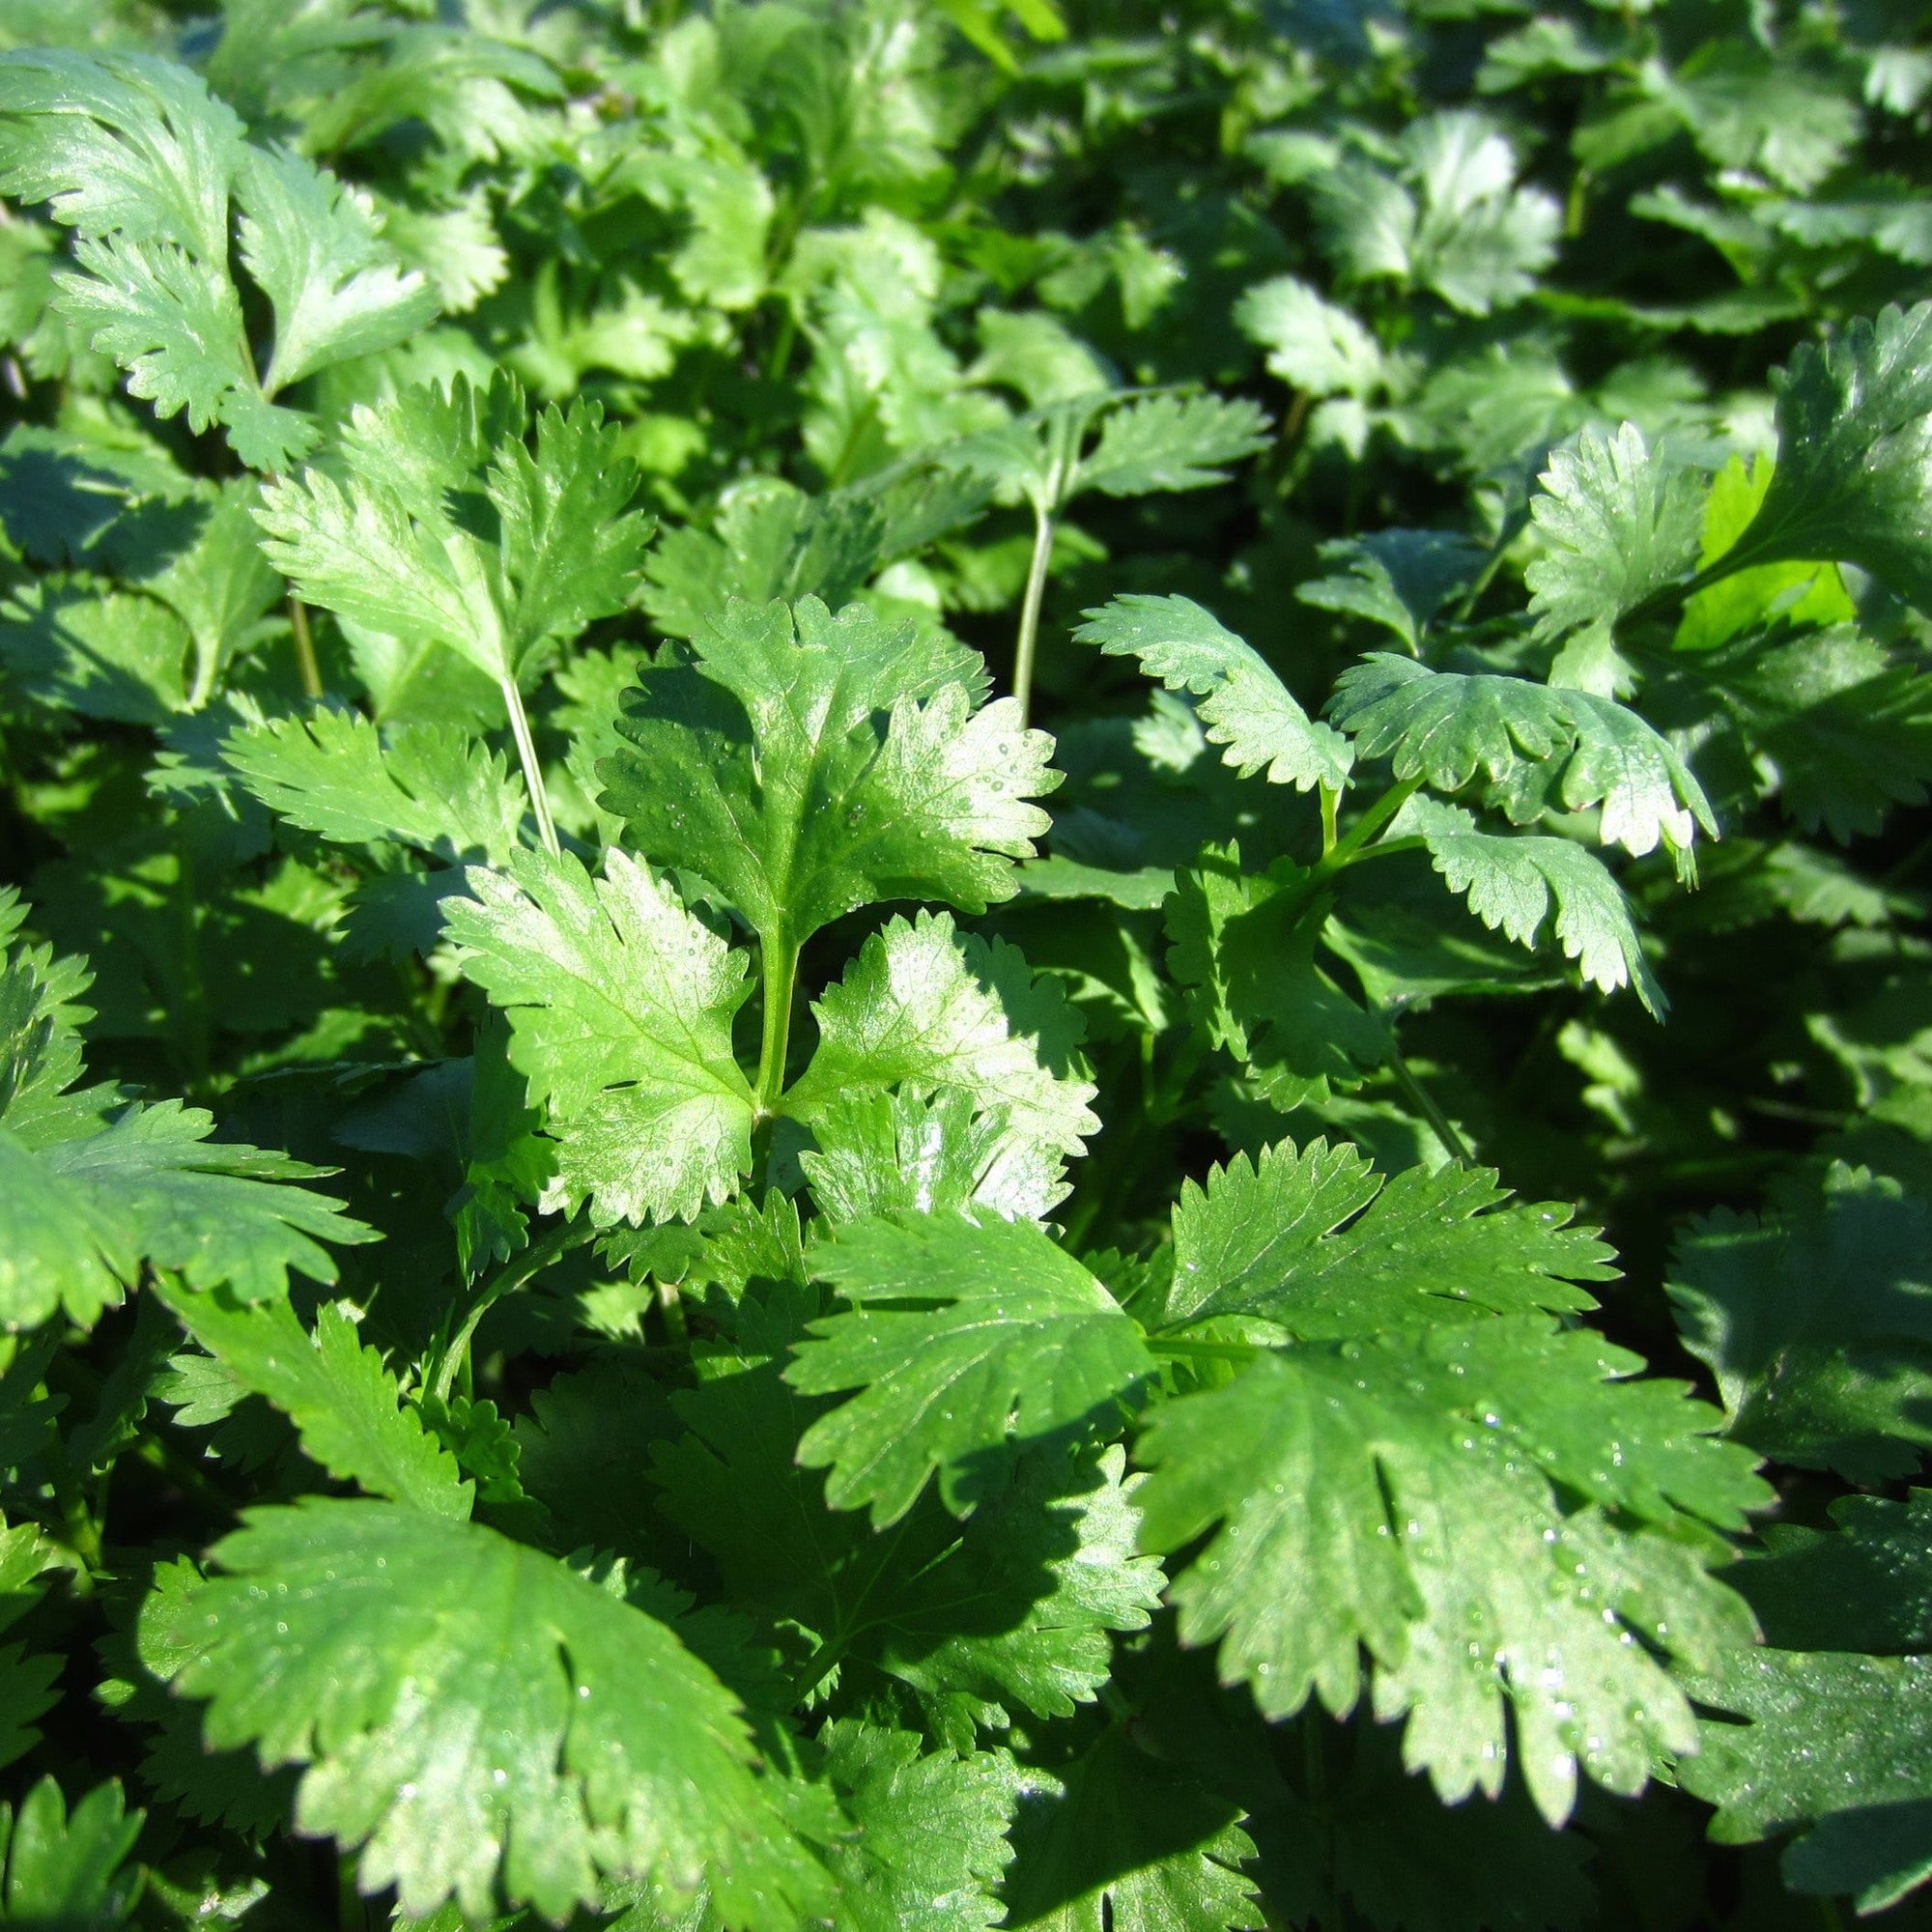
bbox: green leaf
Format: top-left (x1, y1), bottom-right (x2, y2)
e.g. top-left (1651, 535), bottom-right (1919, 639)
top-left (0, 1778), bottom-right (143, 1929)
top-left (1072, 394), bottom-right (1270, 498)
top-left (0, 48), bottom-right (243, 261)
top-left (1668, 1162), bottom-right (1932, 1484)
top-left (445, 848), bottom-right (755, 1226)
top-left (1682, 1650), bottom-right (1932, 1915)
top-left (1165, 846), bottom-right (1389, 1109)
top-left (1524, 423), bottom-right (1706, 641)
top-left (659, 1327), bottom-right (1163, 1734)
top-left (1074, 596), bottom-right (1352, 792)
top-left (1002, 1727), bottom-right (1260, 1932)
top-left (155, 1286), bottom-right (470, 1520)
top-left (0, 1099), bottom-right (373, 1330)
top-left (158, 1498), bottom-right (831, 1925)
top-left (1234, 276), bottom-right (1384, 399)
top-left (815, 1720), bottom-right (1013, 1932)
top-left (1296, 530), bottom-right (1485, 652)
top-left (234, 143), bottom-right (439, 394)
top-left (222, 708), bottom-right (526, 863)
top-left (1721, 300), bottom-right (1932, 615)
top-left (0, 582), bottom-right (189, 724)
top-left (604, 595), bottom-right (1054, 952)
top-left (1737, 1490), bottom-right (1932, 1654)
top-left (1159, 1135), bottom-right (1615, 1331)
top-left (141, 478), bottom-right (284, 703)
top-left (1327, 656), bottom-right (1715, 868)
top-left (1392, 797), bottom-right (1663, 1013)
top-left (788, 1210), bottom-right (1155, 1525)
top-left (1134, 1321), bottom-right (1764, 1823)
top-left (785, 911), bottom-right (1097, 1219)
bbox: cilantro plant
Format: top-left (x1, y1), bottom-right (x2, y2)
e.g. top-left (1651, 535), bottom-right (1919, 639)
top-left (0, 2), bottom-right (1930, 1929)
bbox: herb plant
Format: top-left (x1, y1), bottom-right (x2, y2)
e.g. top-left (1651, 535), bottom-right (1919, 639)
top-left (0, 1), bottom-right (1929, 1928)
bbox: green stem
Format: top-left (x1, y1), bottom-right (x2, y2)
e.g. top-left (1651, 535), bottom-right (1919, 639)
top-left (432, 1220), bottom-right (584, 1405)
top-left (499, 674), bottom-right (560, 858)
top-left (1145, 1335), bottom-right (1265, 1364)
top-left (1011, 501), bottom-right (1055, 729)
top-left (754, 930), bottom-right (800, 1116)
top-left (1321, 776), bottom-right (1424, 878)
top-left (1388, 1049), bottom-right (1474, 1165)
top-left (1319, 781), bottom-right (1340, 858)
top-left (288, 594), bottom-right (324, 701)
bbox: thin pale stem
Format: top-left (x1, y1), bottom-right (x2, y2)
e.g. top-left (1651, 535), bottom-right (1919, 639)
top-left (288, 594), bottom-right (324, 701)
top-left (1011, 501), bottom-right (1055, 728)
top-left (1319, 781), bottom-right (1340, 858)
top-left (1389, 1049), bottom-right (1474, 1166)
top-left (1320, 775), bottom-right (1424, 878)
top-left (499, 674), bottom-right (560, 858)
top-left (1145, 1335), bottom-right (1266, 1364)
top-left (754, 930), bottom-right (800, 1116)
top-left (431, 1219), bottom-right (584, 1406)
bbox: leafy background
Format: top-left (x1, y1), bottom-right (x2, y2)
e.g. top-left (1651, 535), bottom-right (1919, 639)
top-left (0, 0), bottom-right (1928, 1926)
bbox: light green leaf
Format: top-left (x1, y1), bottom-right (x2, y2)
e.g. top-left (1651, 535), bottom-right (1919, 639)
top-left (816, 1720), bottom-right (1013, 1932)
top-left (0, 582), bottom-right (188, 724)
top-left (1393, 796), bottom-right (1663, 1012)
top-left (1072, 395), bottom-right (1269, 499)
top-left (604, 596), bottom-right (1053, 952)
top-left (0, 1099), bottom-right (372, 1330)
top-left (235, 143), bottom-right (439, 394)
top-left (1719, 300), bottom-right (1932, 615)
top-left (1235, 275), bottom-right (1384, 399)
top-left (1525, 422), bottom-right (1706, 640)
top-left (785, 911), bottom-right (1098, 1218)
top-left (156, 1287), bottom-right (470, 1520)
top-left (159, 1499), bottom-right (831, 1925)
top-left (222, 709), bottom-right (526, 863)
top-left (1668, 1161), bottom-right (1932, 1484)
top-left (789, 1210), bottom-right (1155, 1524)
top-left (445, 848), bottom-right (755, 1226)
top-left (1074, 596), bottom-right (1352, 792)
top-left (1161, 1135), bottom-right (1615, 1331)
top-left (0, 48), bottom-right (243, 261)
top-left (1135, 1322), bottom-right (1763, 1823)
top-left (0, 1778), bottom-right (143, 1928)
top-left (141, 478), bottom-right (283, 703)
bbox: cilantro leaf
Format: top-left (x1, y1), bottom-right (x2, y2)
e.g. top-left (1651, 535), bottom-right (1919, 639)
top-left (1391, 797), bottom-right (1663, 1012)
top-left (1135, 1321), bottom-right (1764, 1823)
top-left (816, 1720), bottom-right (1013, 1932)
top-left (0, 49), bottom-right (242, 262)
top-left (787, 1210), bottom-right (1155, 1525)
top-left (603, 596), bottom-right (1055, 952)
top-left (1327, 656), bottom-right (1715, 868)
top-left (1073, 395), bottom-right (1270, 498)
top-left (1524, 423), bottom-right (1707, 641)
top-left (1296, 530), bottom-right (1485, 652)
top-left (0, 1778), bottom-right (143, 1928)
top-left (159, 1499), bottom-right (831, 1924)
top-left (1166, 846), bottom-right (1389, 1108)
top-left (234, 143), bottom-right (439, 395)
top-left (222, 709), bottom-right (526, 863)
top-left (785, 912), bottom-right (1097, 1214)
top-left (0, 583), bottom-right (190, 725)
top-left (445, 849), bottom-right (755, 1226)
top-left (1001, 1726), bottom-right (1261, 1932)
top-left (1074, 596), bottom-right (1352, 791)
top-left (1737, 1491), bottom-right (1932, 1654)
top-left (1158, 1135), bottom-right (1616, 1330)
top-left (1719, 300), bottom-right (1932, 614)
top-left (1683, 1650), bottom-right (1932, 1916)
top-left (1668, 1162), bottom-right (1932, 1483)
top-left (1235, 275), bottom-right (1385, 400)
top-left (156, 1287), bottom-right (470, 1520)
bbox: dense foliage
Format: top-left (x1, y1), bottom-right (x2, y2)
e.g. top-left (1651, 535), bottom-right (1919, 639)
top-left (0, 0), bottom-right (1928, 1924)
